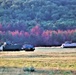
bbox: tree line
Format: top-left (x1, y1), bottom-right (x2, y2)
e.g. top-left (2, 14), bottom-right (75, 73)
top-left (0, 25), bottom-right (76, 46)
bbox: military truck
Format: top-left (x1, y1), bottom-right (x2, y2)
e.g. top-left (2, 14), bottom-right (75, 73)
top-left (0, 42), bottom-right (35, 51)
top-left (0, 42), bottom-right (22, 51)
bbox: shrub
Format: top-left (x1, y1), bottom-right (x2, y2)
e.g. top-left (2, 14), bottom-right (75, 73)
top-left (23, 66), bottom-right (35, 72)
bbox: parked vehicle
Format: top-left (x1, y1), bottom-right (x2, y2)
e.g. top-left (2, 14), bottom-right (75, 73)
top-left (0, 42), bottom-right (35, 51)
top-left (21, 44), bottom-right (35, 51)
top-left (61, 41), bottom-right (76, 48)
top-left (0, 42), bottom-right (22, 51)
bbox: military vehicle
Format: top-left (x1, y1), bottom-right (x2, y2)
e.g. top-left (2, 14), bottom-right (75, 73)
top-left (21, 44), bottom-right (35, 51)
top-left (61, 41), bottom-right (76, 48)
top-left (0, 42), bottom-right (35, 51)
top-left (0, 42), bottom-right (22, 51)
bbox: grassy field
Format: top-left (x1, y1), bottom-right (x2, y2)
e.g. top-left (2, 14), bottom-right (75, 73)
top-left (0, 47), bottom-right (76, 75)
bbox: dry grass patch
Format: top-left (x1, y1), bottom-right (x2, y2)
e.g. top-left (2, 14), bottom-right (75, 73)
top-left (0, 47), bottom-right (76, 71)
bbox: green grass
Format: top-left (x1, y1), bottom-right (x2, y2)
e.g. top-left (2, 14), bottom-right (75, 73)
top-left (0, 67), bottom-right (76, 75)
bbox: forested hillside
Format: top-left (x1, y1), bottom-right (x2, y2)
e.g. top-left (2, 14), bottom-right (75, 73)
top-left (0, 0), bottom-right (76, 31)
top-left (0, 0), bottom-right (76, 46)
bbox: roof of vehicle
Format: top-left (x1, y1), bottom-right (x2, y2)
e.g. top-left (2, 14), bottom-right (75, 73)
top-left (22, 44), bottom-right (34, 48)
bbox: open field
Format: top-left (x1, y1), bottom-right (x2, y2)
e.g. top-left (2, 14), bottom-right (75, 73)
top-left (0, 47), bottom-right (76, 75)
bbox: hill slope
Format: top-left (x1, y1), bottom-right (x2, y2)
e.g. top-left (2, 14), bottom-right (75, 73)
top-left (0, 0), bottom-right (76, 31)
top-left (0, 0), bottom-right (76, 46)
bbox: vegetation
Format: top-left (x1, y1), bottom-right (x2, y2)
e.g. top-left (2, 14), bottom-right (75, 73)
top-left (0, 0), bottom-right (76, 31)
top-left (0, 67), bottom-right (75, 75)
top-left (0, 28), bottom-right (76, 46)
top-left (0, 48), bottom-right (76, 70)
top-left (0, 47), bottom-right (76, 75)
top-left (0, 0), bottom-right (76, 46)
